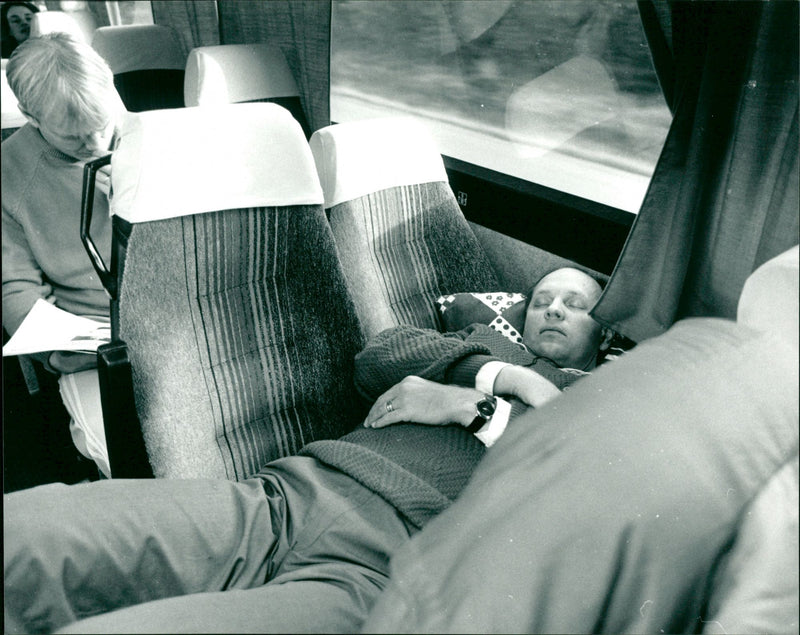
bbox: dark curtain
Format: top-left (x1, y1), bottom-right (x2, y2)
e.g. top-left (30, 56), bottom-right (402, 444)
top-left (217, 0), bottom-right (331, 133)
top-left (151, 0), bottom-right (220, 52)
top-left (592, 1), bottom-right (799, 343)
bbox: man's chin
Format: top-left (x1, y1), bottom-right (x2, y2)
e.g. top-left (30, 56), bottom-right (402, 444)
top-left (527, 341), bottom-right (567, 366)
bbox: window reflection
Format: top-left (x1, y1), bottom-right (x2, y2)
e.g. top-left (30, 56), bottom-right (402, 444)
top-left (331, 0), bottom-right (672, 213)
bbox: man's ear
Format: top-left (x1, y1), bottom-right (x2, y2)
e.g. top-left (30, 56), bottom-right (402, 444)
top-left (599, 327), bottom-right (614, 351)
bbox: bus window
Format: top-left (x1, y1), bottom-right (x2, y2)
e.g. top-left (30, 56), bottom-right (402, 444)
top-left (331, 0), bottom-right (672, 214)
top-left (106, 0), bottom-right (153, 26)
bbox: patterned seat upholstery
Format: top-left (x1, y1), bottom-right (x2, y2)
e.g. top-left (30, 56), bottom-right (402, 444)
top-left (184, 43), bottom-right (311, 138)
top-left (91, 25), bottom-right (186, 112)
top-left (100, 103), bottom-right (365, 479)
top-left (309, 117), bottom-right (500, 339)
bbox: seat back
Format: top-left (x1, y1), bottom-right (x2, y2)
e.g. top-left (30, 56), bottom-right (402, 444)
top-left (29, 10), bottom-right (90, 42)
top-left (107, 103), bottom-right (365, 479)
top-left (91, 25), bottom-right (186, 112)
top-left (1, 66), bottom-right (24, 140)
top-left (310, 117), bottom-right (500, 339)
top-left (184, 43), bottom-right (310, 138)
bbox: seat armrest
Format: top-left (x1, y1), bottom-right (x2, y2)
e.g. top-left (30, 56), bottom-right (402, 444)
top-left (97, 341), bottom-right (153, 478)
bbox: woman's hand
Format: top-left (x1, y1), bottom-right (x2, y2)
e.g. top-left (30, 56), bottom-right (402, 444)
top-left (365, 375), bottom-right (483, 430)
top-left (493, 365), bottom-right (561, 408)
top-left (95, 164), bottom-right (112, 197)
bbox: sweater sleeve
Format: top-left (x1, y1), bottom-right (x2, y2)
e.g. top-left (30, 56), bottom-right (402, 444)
top-left (354, 325), bottom-right (500, 402)
top-left (2, 204), bottom-right (52, 336)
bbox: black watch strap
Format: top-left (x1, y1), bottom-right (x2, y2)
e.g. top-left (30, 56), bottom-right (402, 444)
top-left (466, 394), bottom-right (497, 434)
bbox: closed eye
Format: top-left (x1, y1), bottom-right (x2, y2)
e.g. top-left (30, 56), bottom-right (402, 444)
top-left (567, 299), bottom-right (588, 310)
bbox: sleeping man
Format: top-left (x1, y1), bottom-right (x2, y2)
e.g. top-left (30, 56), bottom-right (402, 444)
top-left (4, 266), bottom-right (612, 634)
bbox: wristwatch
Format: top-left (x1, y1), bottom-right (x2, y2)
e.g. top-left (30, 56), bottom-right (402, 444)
top-left (466, 394), bottom-right (497, 434)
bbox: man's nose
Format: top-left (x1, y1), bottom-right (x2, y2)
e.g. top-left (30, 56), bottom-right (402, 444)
top-left (544, 300), bottom-right (565, 319)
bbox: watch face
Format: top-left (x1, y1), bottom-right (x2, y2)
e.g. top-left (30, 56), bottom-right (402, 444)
top-left (477, 397), bottom-right (496, 418)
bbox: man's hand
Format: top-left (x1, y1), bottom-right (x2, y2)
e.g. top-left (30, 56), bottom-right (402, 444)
top-left (493, 365), bottom-right (561, 408)
top-left (48, 351), bottom-right (97, 374)
top-left (365, 376), bottom-right (483, 430)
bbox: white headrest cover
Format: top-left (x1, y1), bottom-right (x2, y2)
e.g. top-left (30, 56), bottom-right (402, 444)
top-left (110, 103), bottom-right (323, 223)
top-left (184, 43), bottom-right (299, 107)
top-left (737, 244), bottom-right (799, 346)
top-left (309, 117), bottom-right (448, 209)
top-left (30, 11), bottom-right (87, 41)
top-left (92, 25), bottom-right (186, 74)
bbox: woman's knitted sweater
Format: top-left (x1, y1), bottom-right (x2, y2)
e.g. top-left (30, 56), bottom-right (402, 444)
top-left (301, 323), bottom-right (585, 529)
top-left (2, 124), bottom-right (112, 337)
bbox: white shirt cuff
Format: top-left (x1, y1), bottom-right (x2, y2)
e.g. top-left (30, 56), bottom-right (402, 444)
top-left (475, 360), bottom-right (512, 394)
top-left (474, 396), bottom-right (511, 447)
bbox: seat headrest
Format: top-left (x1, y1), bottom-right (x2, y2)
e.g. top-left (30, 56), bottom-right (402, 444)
top-left (92, 25), bottom-right (186, 74)
top-left (184, 43), bottom-right (299, 107)
top-left (29, 11), bottom-right (87, 42)
top-left (309, 117), bottom-right (449, 209)
top-left (737, 244), bottom-right (799, 347)
top-left (110, 102), bottom-right (323, 223)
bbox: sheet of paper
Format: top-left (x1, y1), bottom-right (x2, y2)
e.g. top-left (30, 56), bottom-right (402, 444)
top-left (3, 299), bottom-right (110, 356)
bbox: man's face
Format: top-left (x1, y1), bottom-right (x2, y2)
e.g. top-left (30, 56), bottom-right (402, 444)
top-left (523, 268), bottom-right (605, 370)
top-left (7, 6), bottom-right (34, 43)
top-left (31, 103), bottom-right (119, 161)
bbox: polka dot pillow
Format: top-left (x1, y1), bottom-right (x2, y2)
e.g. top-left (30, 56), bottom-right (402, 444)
top-left (436, 292), bottom-right (527, 347)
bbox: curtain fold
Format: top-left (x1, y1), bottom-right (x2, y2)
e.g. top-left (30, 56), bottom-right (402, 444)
top-left (151, 0), bottom-right (220, 53)
top-left (592, 0), bottom-right (799, 343)
top-left (217, 0), bottom-right (331, 133)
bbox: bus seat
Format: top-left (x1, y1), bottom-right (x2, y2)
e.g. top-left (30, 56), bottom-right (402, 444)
top-left (309, 117), bottom-right (500, 339)
top-left (29, 10), bottom-right (90, 42)
top-left (1, 67), bottom-right (25, 141)
top-left (91, 25), bottom-right (186, 112)
top-left (184, 43), bottom-right (310, 138)
top-left (89, 103), bottom-right (364, 479)
top-left (58, 4), bottom-right (98, 44)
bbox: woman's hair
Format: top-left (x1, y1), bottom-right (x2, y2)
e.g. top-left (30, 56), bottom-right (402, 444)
top-left (6, 31), bottom-right (118, 130)
top-left (1, 1), bottom-right (39, 57)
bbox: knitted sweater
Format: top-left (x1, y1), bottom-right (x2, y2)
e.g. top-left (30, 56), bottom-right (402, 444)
top-left (301, 323), bottom-right (586, 529)
top-left (1, 124), bottom-right (112, 337)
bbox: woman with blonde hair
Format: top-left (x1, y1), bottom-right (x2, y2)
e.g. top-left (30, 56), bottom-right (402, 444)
top-left (2, 32), bottom-right (126, 478)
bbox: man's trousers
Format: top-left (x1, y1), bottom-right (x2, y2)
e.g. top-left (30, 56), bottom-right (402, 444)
top-left (4, 456), bottom-right (413, 634)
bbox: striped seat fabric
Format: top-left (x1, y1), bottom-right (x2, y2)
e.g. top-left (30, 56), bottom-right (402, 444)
top-left (310, 117), bottom-right (500, 340)
top-left (107, 103), bottom-right (365, 480)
